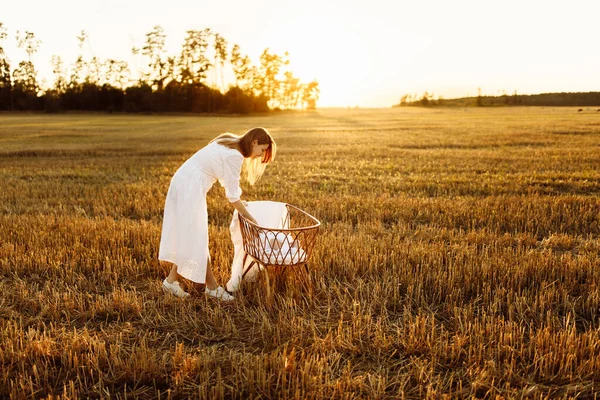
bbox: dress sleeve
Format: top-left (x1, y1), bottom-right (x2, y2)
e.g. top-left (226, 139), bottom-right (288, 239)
top-left (222, 153), bottom-right (244, 203)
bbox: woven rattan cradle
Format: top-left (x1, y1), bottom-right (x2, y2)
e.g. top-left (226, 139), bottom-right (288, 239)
top-left (238, 203), bottom-right (320, 280)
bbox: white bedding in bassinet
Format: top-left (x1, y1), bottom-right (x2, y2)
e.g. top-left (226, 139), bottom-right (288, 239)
top-left (257, 231), bottom-right (307, 265)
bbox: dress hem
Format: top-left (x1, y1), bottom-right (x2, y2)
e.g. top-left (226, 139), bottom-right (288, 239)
top-left (158, 252), bottom-right (207, 284)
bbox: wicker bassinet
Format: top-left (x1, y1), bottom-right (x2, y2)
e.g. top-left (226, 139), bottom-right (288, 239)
top-left (238, 203), bottom-right (320, 279)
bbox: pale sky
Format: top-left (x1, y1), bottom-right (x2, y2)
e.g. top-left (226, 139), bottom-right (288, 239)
top-left (2, 0), bottom-right (599, 107)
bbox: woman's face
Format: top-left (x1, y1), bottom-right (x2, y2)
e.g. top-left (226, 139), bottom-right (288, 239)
top-left (251, 141), bottom-right (269, 159)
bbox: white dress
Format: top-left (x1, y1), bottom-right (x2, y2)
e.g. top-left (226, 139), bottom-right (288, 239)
top-left (159, 141), bottom-right (244, 283)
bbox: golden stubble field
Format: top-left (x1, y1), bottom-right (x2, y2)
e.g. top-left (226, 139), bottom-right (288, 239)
top-left (1, 107), bottom-right (599, 399)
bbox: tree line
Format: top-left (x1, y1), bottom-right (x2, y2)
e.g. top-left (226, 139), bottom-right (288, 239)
top-left (394, 90), bottom-right (600, 108)
top-left (0, 23), bottom-right (320, 113)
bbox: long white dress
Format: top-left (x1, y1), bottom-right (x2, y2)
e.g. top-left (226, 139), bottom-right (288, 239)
top-left (158, 141), bottom-right (244, 283)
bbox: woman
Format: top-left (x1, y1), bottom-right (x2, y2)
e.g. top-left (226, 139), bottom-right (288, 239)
top-left (159, 127), bottom-right (276, 301)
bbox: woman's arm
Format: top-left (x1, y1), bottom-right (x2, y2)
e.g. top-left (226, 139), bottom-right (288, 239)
top-left (231, 199), bottom-right (258, 225)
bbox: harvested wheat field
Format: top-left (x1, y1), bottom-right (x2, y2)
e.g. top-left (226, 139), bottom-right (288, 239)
top-left (1, 107), bottom-right (599, 399)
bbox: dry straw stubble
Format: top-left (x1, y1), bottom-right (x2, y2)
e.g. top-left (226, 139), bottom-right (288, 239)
top-left (0, 108), bottom-right (599, 398)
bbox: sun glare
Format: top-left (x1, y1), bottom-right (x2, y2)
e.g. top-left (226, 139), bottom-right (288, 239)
top-left (260, 9), bottom-right (379, 107)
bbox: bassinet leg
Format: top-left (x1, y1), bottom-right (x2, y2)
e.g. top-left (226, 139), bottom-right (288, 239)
top-left (264, 267), bottom-right (272, 307)
top-left (242, 260), bottom-right (256, 279)
top-left (301, 263), bottom-right (314, 296)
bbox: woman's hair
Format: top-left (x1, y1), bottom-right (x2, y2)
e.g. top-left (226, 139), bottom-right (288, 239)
top-left (211, 127), bottom-right (276, 185)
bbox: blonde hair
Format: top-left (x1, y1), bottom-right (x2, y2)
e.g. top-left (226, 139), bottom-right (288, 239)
top-left (211, 127), bottom-right (276, 185)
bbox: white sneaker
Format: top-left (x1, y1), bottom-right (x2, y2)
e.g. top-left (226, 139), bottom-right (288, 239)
top-left (162, 278), bottom-right (190, 298)
top-left (205, 286), bottom-right (235, 302)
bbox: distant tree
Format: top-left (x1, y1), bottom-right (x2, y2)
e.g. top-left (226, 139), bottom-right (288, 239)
top-left (0, 22), bottom-right (13, 109)
top-left (224, 85), bottom-right (251, 113)
top-left (12, 30), bottom-right (41, 110)
top-left (280, 70), bottom-right (300, 109)
top-left (130, 44), bottom-right (142, 83)
top-left (430, 92), bottom-right (439, 106)
top-left (0, 24), bottom-right (321, 112)
top-left (13, 30), bottom-right (40, 93)
top-left (142, 25), bottom-right (170, 90)
top-left (395, 90), bottom-right (600, 108)
top-left (254, 48), bottom-right (288, 108)
top-left (50, 55), bottom-right (66, 93)
top-left (63, 31), bottom-right (107, 111)
top-left (178, 29), bottom-right (211, 85)
top-left (401, 94), bottom-right (412, 106)
top-left (398, 94), bottom-right (408, 107)
top-left (88, 56), bottom-right (102, 84)
top-left (420, 91), bottom-right (430, 106)
top-left (212, 32), bottom-right (228, 90)
top-left (104, 59), bottom-right (129, 89)
top-left (125, 83), bottom-right (153, 112)
top-left (69, 31), bottom-right (87, 87)
top-left (500, 89), bottom-right (509, 105)
top-left (40, 55), bottom-right (66, 112)
top-left (230, 44), bottom-right (255, 91)
top-left (302, 79), bottom-right (320, 110)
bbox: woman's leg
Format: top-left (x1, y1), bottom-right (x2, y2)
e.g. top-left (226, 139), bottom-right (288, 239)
top-left (166, 263), bottom-right (179, 284)
top-left (204, 258), bottom-right (234, 301)
top-left (161, 263), bottom-right (189, 298)
top-left (166, 259), bottom-right (218, 289)
top-left (205, 258), bottom-right (218, 290)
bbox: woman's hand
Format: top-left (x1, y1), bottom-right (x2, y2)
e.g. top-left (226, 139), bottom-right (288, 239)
top-left (232, 199), bottom-right (258, 225)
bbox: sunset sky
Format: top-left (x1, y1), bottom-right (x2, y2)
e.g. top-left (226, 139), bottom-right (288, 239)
top-left (2, 0), bottom-right (599, 107)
